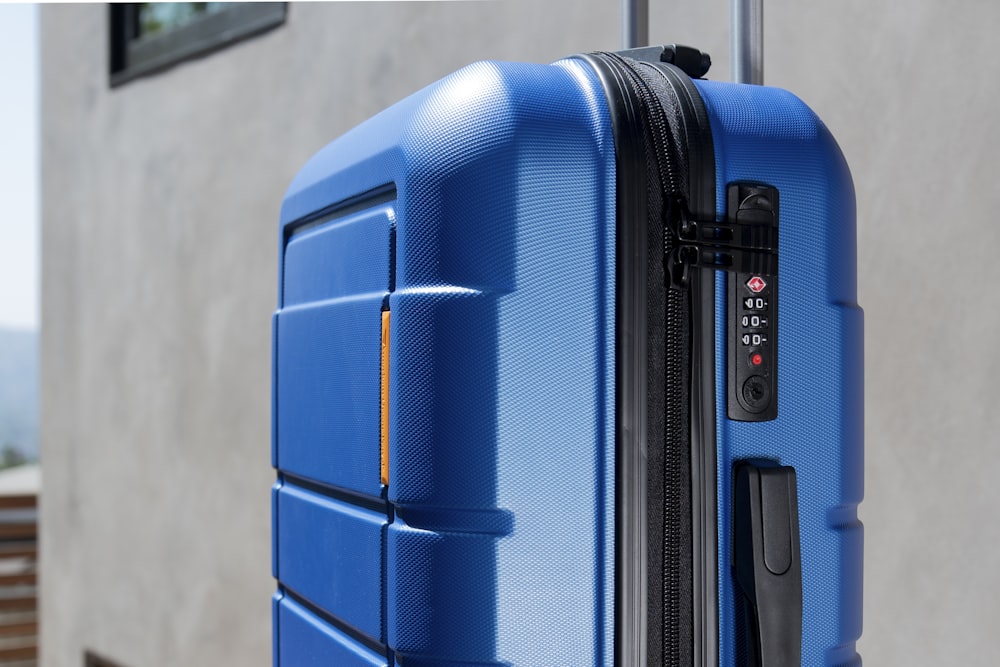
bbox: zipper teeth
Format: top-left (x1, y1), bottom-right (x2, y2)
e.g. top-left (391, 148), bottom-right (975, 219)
top-left (605, 54), bottom-right (692, 667)
top-left (606, 55), bottom-right (684, 201)
top-left (634, 64), bottom-right (687, 667)
top-left (646, 63), bottom-right (691, 667)
top-left (664, 288), bottom-right (688, 667)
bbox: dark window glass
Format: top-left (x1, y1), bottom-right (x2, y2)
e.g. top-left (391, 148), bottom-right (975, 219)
top-left (136, 3), bottom-right (228, 38)
top-left (108, 3), bottom-right (286, 86)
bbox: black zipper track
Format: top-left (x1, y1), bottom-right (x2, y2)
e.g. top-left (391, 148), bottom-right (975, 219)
top-left (610, 55), bottom-right (694, 667)
top-left (580, 50), bottom-right (717, 667)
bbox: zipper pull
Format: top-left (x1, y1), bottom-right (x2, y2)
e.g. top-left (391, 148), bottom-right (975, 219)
top-left (667, 184), bottom-right (779, 287)
top-left (665, 196), bottom-right (693, 288)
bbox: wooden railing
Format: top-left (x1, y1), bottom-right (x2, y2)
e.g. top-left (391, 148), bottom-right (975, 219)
top-left (0, 494), bottom-right (38, 667)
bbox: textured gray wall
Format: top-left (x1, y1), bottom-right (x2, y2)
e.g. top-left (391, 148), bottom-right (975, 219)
top-left (39, 1), bottom-right (1000, 666)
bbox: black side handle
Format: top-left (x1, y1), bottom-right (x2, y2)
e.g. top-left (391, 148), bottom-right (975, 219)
top-left (732, 461), bottom-right (802, 667)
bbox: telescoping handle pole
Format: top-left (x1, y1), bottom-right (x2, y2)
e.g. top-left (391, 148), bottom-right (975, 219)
top-left (731, 0), bottom-right (763, 84)
top-left (622, 0), bottom-right (649, 49)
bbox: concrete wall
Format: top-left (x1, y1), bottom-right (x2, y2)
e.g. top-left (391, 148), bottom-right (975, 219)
top-left (39, 1), bottom-right (1000, 666)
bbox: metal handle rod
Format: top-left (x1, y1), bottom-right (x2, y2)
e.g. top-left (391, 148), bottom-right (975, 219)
top-left (622, 0), bottom-right (649, 49)
top-left (731, 0), bottom-right (763, 84)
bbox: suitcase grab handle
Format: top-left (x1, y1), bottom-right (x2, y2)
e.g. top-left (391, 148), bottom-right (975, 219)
top-left (732, 461), bottom-right (802, 666)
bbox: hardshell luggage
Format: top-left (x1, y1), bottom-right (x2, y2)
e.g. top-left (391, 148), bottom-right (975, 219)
top-left (272, 43), bottom-right (862, 667)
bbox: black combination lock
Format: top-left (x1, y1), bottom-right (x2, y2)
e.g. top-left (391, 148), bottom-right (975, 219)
top-left (727, 184), bottom-right (778, 422)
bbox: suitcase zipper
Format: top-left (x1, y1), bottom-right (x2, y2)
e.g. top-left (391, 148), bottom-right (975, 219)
top-left (582, 48), bottom-right (718, 667)
top-left (602, 53), bottom-right (696, 667)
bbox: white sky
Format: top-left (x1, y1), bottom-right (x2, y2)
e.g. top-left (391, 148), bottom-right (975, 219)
top-left (0, 4), bottom-right (39, 331)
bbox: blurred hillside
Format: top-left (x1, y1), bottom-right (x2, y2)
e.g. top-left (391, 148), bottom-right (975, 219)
top-left (0, 328), bottom-right (37, 461)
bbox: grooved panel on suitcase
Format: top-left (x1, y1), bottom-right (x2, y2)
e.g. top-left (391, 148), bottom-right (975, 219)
top-left (274, 483), bottom-right (385, 640)
top-left (282, 207), bottom-right (392, 307)
top-left (276, 595), bottom-right (388, 667)
top-left (693, 80), bottom-right (863, 666)
top-left (275, 204), bottom-right (393, 497)
top-left (276, 297), bottom-right (386, 496)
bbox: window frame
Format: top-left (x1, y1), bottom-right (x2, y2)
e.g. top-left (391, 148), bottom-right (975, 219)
top-left (109, 3), bottom-right (287, 87)
top-left (85, 650), bottom-right (128, 667)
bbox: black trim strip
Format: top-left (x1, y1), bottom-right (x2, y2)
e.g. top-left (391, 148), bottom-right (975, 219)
top-left (282, 586), bottom-right (389, 657)
top-left (576, 52), bottom-right (649, 667)
top-left (285, 184), bottom-right (397, 242)
top-left (281, 472), bottom-right (391, 515)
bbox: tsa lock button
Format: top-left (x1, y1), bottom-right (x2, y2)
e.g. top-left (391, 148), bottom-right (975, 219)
top-left (746, 276), bottom-right (767, 293)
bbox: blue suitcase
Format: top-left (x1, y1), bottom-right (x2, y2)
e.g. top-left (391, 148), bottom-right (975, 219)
top-left (272, 44), bottom-right (862, 666)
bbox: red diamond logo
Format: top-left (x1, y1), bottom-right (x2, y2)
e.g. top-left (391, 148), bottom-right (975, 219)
top-left (746, 276), bottom-right (767, 293)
